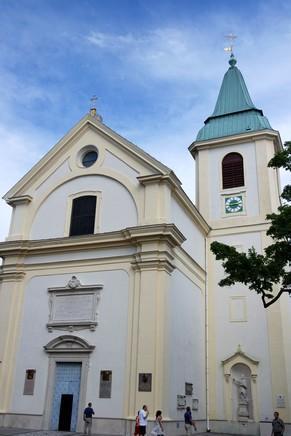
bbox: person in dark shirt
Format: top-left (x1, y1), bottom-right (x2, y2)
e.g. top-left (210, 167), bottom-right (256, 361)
top-left (184, 406), bottom-right (197, 434)
top-left (83, 402), bottom-right (95, 435)
top-left (272, 411), bottom-right (285, 436)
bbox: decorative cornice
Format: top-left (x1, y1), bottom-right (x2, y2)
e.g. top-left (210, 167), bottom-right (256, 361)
top-left (131, 249), bottom-right (175, 273)
top-left (131, 258), bottom-right (175, 273)
top-left (137, 171), bottom-right (182, 189)
top-left (122, 224), bottom-right (186, 247)
top-left (0, 224), bottom-right (185, 258)
top-left (0, 270), bottom-right (26, 282)
top-left (6, 195), bottom-right (32, 206)
top-left (189, 129), bottom-right (283, 156)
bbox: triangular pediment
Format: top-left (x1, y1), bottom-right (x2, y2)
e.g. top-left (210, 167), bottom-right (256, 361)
top-left (4, 113), bottom-right (172, 203)
top-left (222, 346), bottom-right (259, 368)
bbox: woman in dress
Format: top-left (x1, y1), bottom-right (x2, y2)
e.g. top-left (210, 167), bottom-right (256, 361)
top-left (151, 410), bottom-right (164, 436)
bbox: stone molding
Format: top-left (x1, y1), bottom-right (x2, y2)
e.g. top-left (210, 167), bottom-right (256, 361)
top-left (0, 270), bottom-right (26, 282)
top-left (6, 195), bottom-right (32, 206)
top-left (0, 223), bottom-right (185, 257)
top-left (43, 334), bottom-right (95, 353)
top-left (189, 129), bottom-right (282, 156)
top-left (47, 276), bottom-right (102, 332)
top-left (222, 346), bottom-right (260, 371)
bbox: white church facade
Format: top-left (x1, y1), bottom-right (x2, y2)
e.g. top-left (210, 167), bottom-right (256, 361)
top-left (0, 55), bottom-right (290, 436)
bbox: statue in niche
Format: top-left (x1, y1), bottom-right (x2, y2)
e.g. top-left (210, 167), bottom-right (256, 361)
top-left (233, 374), bottom-right (249, 419)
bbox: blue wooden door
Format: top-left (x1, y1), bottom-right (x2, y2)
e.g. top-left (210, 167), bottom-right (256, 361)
top-left (51, 362), bottom-right (82, 431)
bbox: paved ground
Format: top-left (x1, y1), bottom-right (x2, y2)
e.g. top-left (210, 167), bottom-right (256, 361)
top-left (0, 430), bottom-right (225, 436)
top-left (0, 430), bottom-right (217, 436)
top-left (0, 430), bottom-right (74, 436)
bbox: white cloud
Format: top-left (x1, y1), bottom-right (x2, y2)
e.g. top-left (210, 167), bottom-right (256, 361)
top-left (86, 27), bottom-right (224, 82)
top-left (0, 123), bottom-right (55, 242)
top-left (1, 3), bottom-right (291, 243)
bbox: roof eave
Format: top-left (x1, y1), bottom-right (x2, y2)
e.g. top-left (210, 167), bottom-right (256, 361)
top-left (189, 129), bottom-right (283, 158)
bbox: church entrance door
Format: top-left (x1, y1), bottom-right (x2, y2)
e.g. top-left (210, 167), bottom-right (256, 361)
top-left (58, 394), bottom-right (73, 430)
top-left (50, 362), bottom-right (82, 431)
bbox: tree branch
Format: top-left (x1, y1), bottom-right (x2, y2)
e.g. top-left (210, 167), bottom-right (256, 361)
top-left (261, 287), bottom-right (291, 308)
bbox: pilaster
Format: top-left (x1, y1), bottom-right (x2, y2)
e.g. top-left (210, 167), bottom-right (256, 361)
top-left (0, 271), bottom-right (26, 411)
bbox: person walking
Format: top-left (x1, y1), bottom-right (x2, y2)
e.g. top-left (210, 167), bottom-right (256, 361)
top-left (138, 405), bottom-right (149, 436)
top-left (184, 406), bottom-right (197, 434)
top-left (271, 411), bottom-right (285, 436)
top-left (134, 411), bottom-right (140, 436)
top-left (83, 402), bottom-right (95, 435)
top-left (151, 410), bottom-right (164, 436)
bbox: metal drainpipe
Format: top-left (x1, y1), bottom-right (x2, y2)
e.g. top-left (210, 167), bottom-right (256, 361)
top-left (205, 237), bottom-right (210, 431)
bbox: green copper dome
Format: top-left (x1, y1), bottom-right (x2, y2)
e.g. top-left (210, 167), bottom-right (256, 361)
top-left (196, 54), bottom-right (272, 141)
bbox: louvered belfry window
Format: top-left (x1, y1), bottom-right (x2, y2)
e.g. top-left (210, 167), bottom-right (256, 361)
top-left (69, 195), bottom-right (97, 236)
top-left (222, 153), bottom-right (244, 189)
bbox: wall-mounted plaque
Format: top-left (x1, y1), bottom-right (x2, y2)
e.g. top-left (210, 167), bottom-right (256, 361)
top-left (192, 398), bottom-right (199, 411)
top-left (177, 395), bottom-right (186, 409)
top-left (138, 373), bottom-right (152, 392)
top-left (185, 382), bottom-right (193, 396)
top-left (47, 276), bottom-right (103, 332)
top-left (276, 394), bottom-right (285, 408)
top-left (23, 369), bottom-right (36, 395)
top-left (99, 370), bottom-right (112, 398)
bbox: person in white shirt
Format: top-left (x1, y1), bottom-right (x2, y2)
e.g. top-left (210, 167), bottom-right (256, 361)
top-left (139, 405), bottom-right (149, 435)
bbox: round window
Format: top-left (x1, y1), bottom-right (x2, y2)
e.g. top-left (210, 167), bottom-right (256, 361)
top-left (82, 150), bottom-right (98, 167)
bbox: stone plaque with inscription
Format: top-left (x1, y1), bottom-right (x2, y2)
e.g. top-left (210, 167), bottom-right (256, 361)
top-left (47, 276), bottom-right (102, 332)
top-left (53, 293), bottom-right (95, 321)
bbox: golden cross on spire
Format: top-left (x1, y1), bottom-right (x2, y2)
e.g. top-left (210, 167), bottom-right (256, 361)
top-left (224, 33), bottom-right (237, 54)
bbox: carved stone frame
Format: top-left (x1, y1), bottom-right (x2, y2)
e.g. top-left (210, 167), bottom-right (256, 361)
top-left (46, 276), bottom-right (103, 332)
top-left (43, 335), bottom-right (95, 431)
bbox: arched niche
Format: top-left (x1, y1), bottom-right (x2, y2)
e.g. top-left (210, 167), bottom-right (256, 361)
top-left (222, 346), bottom-right (259, 422)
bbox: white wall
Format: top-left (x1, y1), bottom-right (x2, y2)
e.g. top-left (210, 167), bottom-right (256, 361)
top-left (11, 269), bottom-right (129, 418)
top-left (30, 175), bottom-right (138, 239)
top-left (166, 269), bottom-right (205, 419)
top-left (170, 197), bottom-right (205, 268)
top-left (209, 231), bottom-right (273, 420)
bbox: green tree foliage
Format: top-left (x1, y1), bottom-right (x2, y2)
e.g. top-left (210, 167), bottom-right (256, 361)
top-left (211, 141), bottom-right (291, 308)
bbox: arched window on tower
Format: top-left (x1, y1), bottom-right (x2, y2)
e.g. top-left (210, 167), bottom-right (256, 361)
top-left (69, 195), bottom-right (97, 236)
top-left (222, 152), bottom-right (244, 189)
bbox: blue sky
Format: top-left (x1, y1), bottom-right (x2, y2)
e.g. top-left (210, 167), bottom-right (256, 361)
top-left (1, 0), bottom-right (291, 240)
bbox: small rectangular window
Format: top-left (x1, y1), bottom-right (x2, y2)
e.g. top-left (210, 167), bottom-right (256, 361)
top-left (70, 196), bottom-right (96, 236)
top-left (99, 370), bottom-right (112, 398)
top-left (23, 369), bottom-right (36, 395)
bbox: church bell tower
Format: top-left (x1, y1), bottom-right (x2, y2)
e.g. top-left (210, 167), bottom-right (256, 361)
top-left (189, 54), bottom-right (290, 431)
top-left (189, 53), bottom-right (282, 227)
